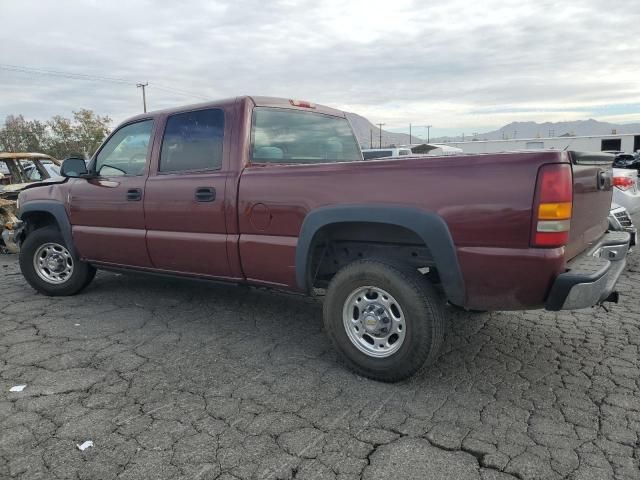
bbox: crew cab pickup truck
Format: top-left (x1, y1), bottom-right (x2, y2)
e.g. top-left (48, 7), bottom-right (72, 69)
top-left (12, 96), bottom-right (629, 382)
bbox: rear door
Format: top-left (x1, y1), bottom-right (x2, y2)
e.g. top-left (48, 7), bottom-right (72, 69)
top-left (144, 108), bottom-right (233, 278)
top-left (565, 151), bottom-right (615, 259)
top-left (69, 119), bottom-right (154, 266)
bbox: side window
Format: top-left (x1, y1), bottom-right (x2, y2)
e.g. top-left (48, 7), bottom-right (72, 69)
top-left (95, 120), bottom-right (153, 177)
top-left (160, 109), bottom-right (224, 172)
top-left (251, 108), bottom-right (362, 164)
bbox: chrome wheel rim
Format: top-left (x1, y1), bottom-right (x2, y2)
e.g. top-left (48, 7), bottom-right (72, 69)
top-left (33, 242), bottom-right (74, 285)
top-left (342, 286), bottom-right (406, 358)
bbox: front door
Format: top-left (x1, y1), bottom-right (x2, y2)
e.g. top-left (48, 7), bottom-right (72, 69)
top-left (69, 119), bottom-right (155, 267)
top-left (144, 108), bottom-right (232, 278)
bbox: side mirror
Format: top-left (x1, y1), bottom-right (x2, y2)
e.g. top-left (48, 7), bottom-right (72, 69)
top-left (60, 157), bottom-right (89, 178)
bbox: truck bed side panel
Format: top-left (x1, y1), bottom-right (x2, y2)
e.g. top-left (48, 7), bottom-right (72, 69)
top-left (237, 151), bottom-right (566, 306)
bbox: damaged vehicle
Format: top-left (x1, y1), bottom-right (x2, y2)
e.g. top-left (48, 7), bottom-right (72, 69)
top-left (0, 153), bottom-right (61, 253)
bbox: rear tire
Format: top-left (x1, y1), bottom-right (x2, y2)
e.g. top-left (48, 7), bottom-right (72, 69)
top-left (323, 259), bottom-right (446, 382)
top-left (19, 227), bottom-right (96, 296)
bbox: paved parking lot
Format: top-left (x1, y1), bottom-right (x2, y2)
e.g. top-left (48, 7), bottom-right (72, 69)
top-left (1, 250), bottom-right (639, 480)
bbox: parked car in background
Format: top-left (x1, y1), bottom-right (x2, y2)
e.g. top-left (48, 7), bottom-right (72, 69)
top-left (23, 159), bottom-right (61, 181)
top-left (613, 152), bottom-right (640, 171)
top-left (0, 153), bottom-right (61, 189)
top-left (361, 147), bottom-right (413, 159)
top-left (609, 203), bottom-right (636, 247)
top-left (612, 168), bottom-right (640, 216)
top-left (0, 153), bottom-right (61, 253)
top-left (362, 144), bottom-right (464, 160)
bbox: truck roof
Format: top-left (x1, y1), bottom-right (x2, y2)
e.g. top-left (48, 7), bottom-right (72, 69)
top-left (124, 96), bottom-right (347, 124)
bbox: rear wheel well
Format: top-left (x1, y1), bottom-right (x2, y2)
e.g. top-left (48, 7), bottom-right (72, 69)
top-left (307, 222), bottom-right (440, 289)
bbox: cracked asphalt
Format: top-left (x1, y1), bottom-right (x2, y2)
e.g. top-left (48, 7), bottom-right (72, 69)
top-left (1, 250), bottom-right (639, 480)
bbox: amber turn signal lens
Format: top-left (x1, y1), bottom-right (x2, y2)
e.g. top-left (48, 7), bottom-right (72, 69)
top-left (538, 202), bottom-right (572, 220)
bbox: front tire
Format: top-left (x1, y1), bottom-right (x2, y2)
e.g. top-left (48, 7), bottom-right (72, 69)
top-left (19, 227), bottom-right (96, 296)
top-left (323, 259), bottom-right (446, 382)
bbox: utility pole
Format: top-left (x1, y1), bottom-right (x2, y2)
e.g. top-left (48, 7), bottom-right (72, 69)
top-left (409, 123), bottom-right (412, 145)
top-left (370, 129), bottom-right (373, 148)
top-left (376, 123), bottom-right (385, 148)
top-left (136, 82), bottom-right (148, 113)
top-left (426, 125), bottom-right (432, 143)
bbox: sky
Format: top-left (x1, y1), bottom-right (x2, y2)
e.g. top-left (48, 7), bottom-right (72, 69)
top-left (1, 0), bottom-right (639, 137)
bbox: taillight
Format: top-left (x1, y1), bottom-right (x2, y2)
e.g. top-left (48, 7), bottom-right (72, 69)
top-left (532, 163), bottom-right (573, 247)
top-left (613, 175), bottom-right (635, 191)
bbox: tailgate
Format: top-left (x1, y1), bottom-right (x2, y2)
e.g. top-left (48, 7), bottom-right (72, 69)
top-left (565, 151), bottom-right (614, 260)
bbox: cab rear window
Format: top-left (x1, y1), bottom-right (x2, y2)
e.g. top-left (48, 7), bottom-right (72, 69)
top-left (251, 108), bottom-right (362, 164)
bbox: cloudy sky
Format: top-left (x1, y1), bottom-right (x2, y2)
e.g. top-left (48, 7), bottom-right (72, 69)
top-left (1, 0), bottom-right (639, 137)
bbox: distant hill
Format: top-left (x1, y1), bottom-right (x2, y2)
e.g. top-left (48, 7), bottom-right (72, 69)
top-left (346, 112), bottom-right (423, 148)
top-left (432, 119), bottom-right (640, 142)
top-left (346, 112), bottom-right (640, 147)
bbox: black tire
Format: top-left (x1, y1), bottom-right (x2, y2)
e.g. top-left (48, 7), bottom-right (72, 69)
top-left (323, 259), bottom-right (446, 382)
top-left (19, 227), bottom-right (96, 296)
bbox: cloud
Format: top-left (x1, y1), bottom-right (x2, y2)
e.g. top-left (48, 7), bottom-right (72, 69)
top-left (1, 0), bottom-right (638, 136)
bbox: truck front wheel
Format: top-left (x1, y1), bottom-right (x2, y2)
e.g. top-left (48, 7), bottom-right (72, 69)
top-left (19, 227), bottom-right (96, 296)
top-left (323, 259), bottom-right (446, 382)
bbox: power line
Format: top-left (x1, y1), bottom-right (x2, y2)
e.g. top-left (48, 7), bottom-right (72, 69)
top-left (149, 83), bottom-right (210, 101)
top-left (0, 63), bottom-right (211, 101)
top-left (0, 63), bottom-right (131, 85)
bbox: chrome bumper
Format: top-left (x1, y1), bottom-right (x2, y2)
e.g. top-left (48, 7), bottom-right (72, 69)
top-left (545, 231), bottom-right (630, 311)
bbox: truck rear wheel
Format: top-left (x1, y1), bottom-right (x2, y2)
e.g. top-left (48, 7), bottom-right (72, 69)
top-left (19, 227), bottom-right (96, 296)
top-left (323, 259), bottom-right (446, 382)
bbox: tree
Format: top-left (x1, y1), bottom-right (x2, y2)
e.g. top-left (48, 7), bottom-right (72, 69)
top-left (47, 115), bottom-right (79, 159)
top-left (0, 110), bottom-right (111, 159)
top-left (0, 115), bottom-right (48, 152)
top-left (47, 110), bottom-right (111, 159)
top-left (71, 109), bottom-right (111, 158)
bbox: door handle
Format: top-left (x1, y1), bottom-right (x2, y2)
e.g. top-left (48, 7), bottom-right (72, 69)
top-left (195, 187), bottom-right (216, 202)
top-left (126, 188), bottom-right (142, 201)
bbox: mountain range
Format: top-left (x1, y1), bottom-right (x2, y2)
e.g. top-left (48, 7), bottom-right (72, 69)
top-left (346, 113), bottom-right (640, 147)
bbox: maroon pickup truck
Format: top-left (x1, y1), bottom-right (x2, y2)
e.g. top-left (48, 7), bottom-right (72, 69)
top-left (13, 96), bottom-right (629, 381)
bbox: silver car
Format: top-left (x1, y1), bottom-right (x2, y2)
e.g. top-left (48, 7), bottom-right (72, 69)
top-left (609, 203), bottom-right (637, 247)
top-left (612, 168), bottom-right (640, 216)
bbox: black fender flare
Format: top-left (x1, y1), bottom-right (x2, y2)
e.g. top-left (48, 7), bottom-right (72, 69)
top-left (295, 205), bottom-right (465, 306)
top-left (19, 201), bottom-right (78, 258)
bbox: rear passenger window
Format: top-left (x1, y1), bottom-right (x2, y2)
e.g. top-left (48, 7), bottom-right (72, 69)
top-left (160, 109), bottom-right (224, 172)
top-left (251, 107), bottom-right (362, 164)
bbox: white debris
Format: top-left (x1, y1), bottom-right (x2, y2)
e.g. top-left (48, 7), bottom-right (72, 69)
top-left (9, 385), bottom-right (26, 392)
top-left (77, 440), bottom-right (93, 451)
top-left (74, 323), bottom-right (80, 326)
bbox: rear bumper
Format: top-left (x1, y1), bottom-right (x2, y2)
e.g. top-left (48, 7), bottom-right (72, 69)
top-left (545, 231), bottom-right (630, 311)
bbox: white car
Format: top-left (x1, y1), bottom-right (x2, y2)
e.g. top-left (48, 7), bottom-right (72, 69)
top-left (361, 147), bottom-right (413, 160)
top-left (612, 168), bottom-right (640, 216)
top-left (362, 144), bottom-right (463, 160)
